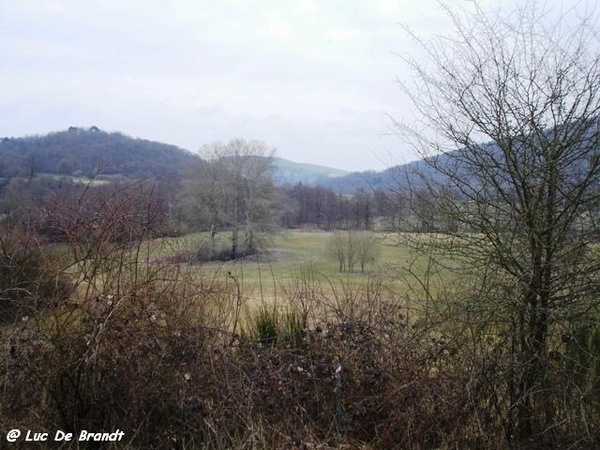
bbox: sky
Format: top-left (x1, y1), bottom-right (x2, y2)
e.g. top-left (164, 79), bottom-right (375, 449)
top-left (0, 0), bottom-right (581, 171)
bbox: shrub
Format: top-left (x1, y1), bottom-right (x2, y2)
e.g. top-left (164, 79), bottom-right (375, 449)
top-left (0, 227), bottom-right (69, 323)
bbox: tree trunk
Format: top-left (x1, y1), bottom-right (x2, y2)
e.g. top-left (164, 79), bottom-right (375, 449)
top-left (231, 227), bottom-right (238, 260)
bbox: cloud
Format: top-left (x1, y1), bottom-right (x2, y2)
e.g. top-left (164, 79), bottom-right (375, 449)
top-left (375, 0), bottom-right (400, 16)
top-left (0, 0), bottom-right (455, 170)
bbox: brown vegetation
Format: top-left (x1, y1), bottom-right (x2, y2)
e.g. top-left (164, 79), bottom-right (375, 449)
top-left (0, 177), bottom-right (598, 449)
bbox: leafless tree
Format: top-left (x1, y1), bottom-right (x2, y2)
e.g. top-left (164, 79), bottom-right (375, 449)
top-left (329, 231), bottom-right (379, 273)
top-left (181, 139), bottom-right (276, 260)
top-left (329, 231), bottom-right (348, 273)
top-left (355, 231), bottom-right (379, 273)
top-left (396, 1), bottom-right (600, 444)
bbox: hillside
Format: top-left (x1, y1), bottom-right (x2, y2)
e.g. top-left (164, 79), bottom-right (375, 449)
top-left (0, 126), bottom-right (453, 194)
top-left (271, 157), bottom-right (350, 185)
top-left (0, 127), bottom-right (197, 179)
top-left (323, 145), bottom-right (500, 193)
top-left (324, 120), bottom-right (600, 193)
top-left (322, 158), bottom-right (437, 193)
top-left (0, 128), bottom-right (357, 186)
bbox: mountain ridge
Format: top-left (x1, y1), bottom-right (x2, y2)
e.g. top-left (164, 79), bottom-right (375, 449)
top-left (0, 128), bottom-right (374, 187)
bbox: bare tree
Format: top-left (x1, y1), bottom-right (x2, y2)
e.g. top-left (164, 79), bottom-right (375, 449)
top-left (181, 139), bottom-right (276, 260)
top-left (329, 231), bottom-right (379, 273)
top-left (355, 231), bottom-right (379, 273)
top-left (329, 231), bottom-right (347, 273)
top-left (397, 1), bottom-right (600, 444)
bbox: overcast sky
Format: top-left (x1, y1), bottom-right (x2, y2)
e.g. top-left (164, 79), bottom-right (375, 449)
top-left (0, 0), bottom-right (581, 171)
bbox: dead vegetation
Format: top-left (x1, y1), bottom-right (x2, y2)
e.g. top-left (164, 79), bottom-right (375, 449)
top-left (0, 183), bottom-right (597, 450)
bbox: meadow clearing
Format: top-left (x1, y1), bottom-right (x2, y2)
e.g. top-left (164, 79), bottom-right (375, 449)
top-left (150, 230), bottom-right (455, 319)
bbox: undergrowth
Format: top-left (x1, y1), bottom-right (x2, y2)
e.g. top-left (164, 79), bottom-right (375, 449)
top-left (0, 187), bottom-right (598, 449)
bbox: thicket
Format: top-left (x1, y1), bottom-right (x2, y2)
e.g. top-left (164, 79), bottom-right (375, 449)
top-left (0, 226), bottom-right (70, 323)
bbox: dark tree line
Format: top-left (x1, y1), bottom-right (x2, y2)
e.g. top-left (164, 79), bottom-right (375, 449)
top-left (281, 184), bottom-right (406, 231)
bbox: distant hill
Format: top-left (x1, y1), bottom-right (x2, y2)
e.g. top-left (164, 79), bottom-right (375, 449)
top-left (2, 121), bottom-right (587, 195)
top-left (321, 168), bottom-right (396, 193)
top-left (322, 154), bottom-right (461, 193)
top-left (271, 157), bottom-right (350, 185)
top-left (0, 127), bottom-right (400, 189)
top-left (0, 127), bottom-right (197, 179)
top-left (323, 120), bottom-right (600, 193)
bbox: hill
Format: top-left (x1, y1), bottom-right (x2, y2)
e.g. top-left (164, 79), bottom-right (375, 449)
top-left (0, 127), bottom-right (358, 186)
top-left (271, 157), bottom-right (350, 185)
top-left (324, 120), bottom-right (600, 194)
top-left (321, 159), bottom-right (435, 193)
top-left (322, 148), bottom-right (492, 193)
top-left (0, 127), bottom-right (197, 179)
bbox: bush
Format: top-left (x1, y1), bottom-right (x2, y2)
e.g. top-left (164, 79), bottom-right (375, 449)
top-left (0, 227), bottom-right (69, 323)
top-left (242, 304), bottom-right (307, 348)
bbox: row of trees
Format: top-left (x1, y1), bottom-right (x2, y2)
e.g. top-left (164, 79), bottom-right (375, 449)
top-left (0, 168), bottom-right (444, 247)
top-left (283, 184), bottom-right (405, 230)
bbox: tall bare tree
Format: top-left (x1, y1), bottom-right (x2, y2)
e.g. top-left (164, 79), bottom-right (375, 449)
top-left (181, 139), bottom-right (275, 260)
top-left (397, 2), bottom-right (600, 443)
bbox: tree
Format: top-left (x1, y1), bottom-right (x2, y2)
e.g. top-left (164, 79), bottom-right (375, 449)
top-left (397, 2), bottom-right (600, 444)
top-left (355, 231), bottom-right (379, 273)
top-left (328, 231), bottom-right (379, 273)
top-left (329, 231), bottom-right (347, 273)
top-left (181, 139), bottom-right (276, 260)
top-left (353, 188), bottom-right (373, 230)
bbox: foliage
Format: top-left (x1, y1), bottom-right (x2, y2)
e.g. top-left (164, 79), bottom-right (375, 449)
top-left (242, 304), bottom-right (307, 347)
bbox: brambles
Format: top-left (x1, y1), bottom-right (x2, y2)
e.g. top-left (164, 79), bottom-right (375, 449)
top-left (0, 226), bottom-right (70, 323)
top-left (0, 193), bottom-right (489, 449)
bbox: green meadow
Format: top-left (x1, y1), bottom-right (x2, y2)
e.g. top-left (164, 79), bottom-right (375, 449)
top-left (149, 230), bottom-right (456, 319)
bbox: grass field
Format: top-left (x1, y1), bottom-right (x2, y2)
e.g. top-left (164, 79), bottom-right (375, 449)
top-left (149, 230), bottom-right (457, 318)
